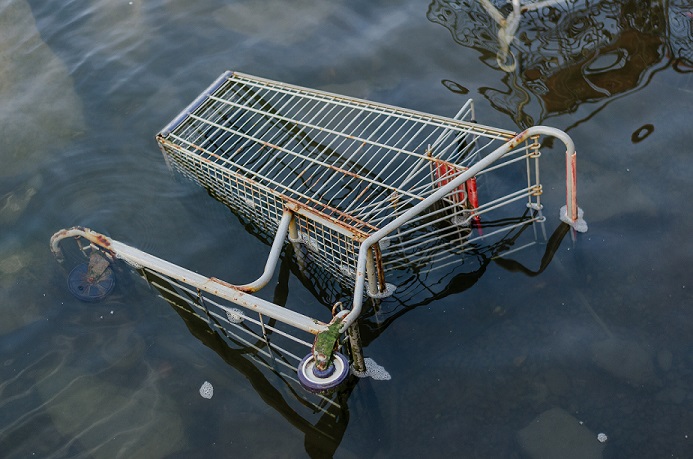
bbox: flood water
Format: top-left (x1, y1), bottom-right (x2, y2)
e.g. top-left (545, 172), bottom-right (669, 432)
top-left (1, 0), bottom-right (692, 457)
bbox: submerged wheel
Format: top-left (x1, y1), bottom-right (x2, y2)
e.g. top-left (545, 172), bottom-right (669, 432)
top-left (67, 262), bottom-right (115, 302)
top-left (297, 352), bottom-right (349, 393)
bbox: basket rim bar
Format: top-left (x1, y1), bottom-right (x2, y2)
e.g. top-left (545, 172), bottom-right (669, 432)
top-left (228, 70), bottom-right (517, 140)
top-left (158, 70), bottom-right (518, 142)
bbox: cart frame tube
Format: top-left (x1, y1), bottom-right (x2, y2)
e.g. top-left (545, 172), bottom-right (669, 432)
top-left (343, 126), bottom-right (586, 330)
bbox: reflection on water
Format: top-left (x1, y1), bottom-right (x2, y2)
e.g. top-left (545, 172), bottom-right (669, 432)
top-left (213, 0), bottom-right (338, 45)
top-left (146, 252), bottom-right (351, 458)
top-left (0, 0), bottom-right (84, 179)
top-left (1, 0), bottom-right (693, 457)
top-left (428, 0), bottom-right (692, 128)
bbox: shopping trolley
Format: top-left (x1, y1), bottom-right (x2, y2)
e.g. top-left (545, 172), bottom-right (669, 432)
top-left (51, 70), bottom-right (587, 393)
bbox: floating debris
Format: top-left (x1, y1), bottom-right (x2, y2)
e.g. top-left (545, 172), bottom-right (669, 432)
top-left (199, 381), bottom-right (213, 399)
top-left (597, 433), bottom-right (608, 443)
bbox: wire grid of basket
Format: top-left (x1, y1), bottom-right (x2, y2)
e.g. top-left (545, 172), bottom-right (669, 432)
top-left (139, 266), bottom-right (342, 414)
top-left (156, 71), bottom-right (543, 290)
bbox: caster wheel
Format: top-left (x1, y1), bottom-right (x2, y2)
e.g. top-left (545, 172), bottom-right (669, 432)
top-left (68, 262), bottom-right (115, 302)
top-left (297, 352), bottom-right (349, 393)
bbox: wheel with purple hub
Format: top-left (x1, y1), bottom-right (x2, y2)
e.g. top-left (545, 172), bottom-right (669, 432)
top-left (297, 352), bottom-right (349, 393)
top-left (67, 262), bottom-right (115, 302)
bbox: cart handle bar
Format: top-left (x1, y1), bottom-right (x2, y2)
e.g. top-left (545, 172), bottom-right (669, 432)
top-left (344, 126), bottom-right (587, 331)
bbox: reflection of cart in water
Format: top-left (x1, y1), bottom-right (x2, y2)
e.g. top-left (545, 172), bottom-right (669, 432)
top-left (51, 71), bottom-right (586, 394)
top-left (357, 213), bottom-right (576, 349)
top-left (428, 0), bottom-right (691, 127)
top-left (146, 248), bottom-right (351, 458)
top-left (430, 0), bottom-right (574, 72)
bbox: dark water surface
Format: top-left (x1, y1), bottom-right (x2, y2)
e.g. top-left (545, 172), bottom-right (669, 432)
top-left (1, 0), bottom-right (692, 457)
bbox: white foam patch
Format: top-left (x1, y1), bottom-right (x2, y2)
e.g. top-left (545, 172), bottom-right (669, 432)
top-left (560, 205), bottom-right (588, 232)
top-left (199, 381), bottom-right (213, 399)
top-left (225, 308), bottom-right (244, 324)
top-left (352, 357), bottom-right (391, 381)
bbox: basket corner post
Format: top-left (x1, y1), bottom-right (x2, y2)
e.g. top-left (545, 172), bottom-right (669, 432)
top-left (522, 125), bottom-right (586, 233)
top-left (365, 245), bottom-right (396, 299)
top-left (346, 319), bottom-right (365, 374)
top-left (562, 149), bottom-right (588, 233)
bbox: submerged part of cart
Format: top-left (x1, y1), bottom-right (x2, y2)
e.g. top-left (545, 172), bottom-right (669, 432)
top-left (51, 71), bottom-right (587, 393)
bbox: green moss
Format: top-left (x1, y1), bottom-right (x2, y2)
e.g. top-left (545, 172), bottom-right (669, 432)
top-left (313, 319), bottom-right (342, 367)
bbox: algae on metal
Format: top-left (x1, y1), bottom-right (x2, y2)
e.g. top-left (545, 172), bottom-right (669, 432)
top-left (313, 318), bottom-right (343, 370)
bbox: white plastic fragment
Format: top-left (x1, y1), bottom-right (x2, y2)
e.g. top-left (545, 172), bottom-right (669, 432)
top-left (199, 381), bottom-right (214, 399)
top-left (597, 433), bottom-right (608, 443)
top-left (352, 357), bottom-right (391, 381)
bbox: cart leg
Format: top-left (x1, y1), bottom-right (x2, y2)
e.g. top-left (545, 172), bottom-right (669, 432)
top-left (287, 213), bottom-right (307, 269)
top-left (347, 320), bottom-right (365, 374)
top-left (365, 246), bottom-right (396, 299)
top-left (365, 246), bottom-right (379, 297)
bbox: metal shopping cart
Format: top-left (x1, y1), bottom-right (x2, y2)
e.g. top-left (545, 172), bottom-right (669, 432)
top-left (51, 70), bottom-right (587, 393)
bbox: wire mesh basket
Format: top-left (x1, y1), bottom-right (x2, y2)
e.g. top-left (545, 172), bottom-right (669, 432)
top-left (52, 70), bottom-right (586, 393)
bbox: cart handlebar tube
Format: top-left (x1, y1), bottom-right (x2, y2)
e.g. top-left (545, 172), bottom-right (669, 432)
top-left (343, 126), bottom-right (587, 331)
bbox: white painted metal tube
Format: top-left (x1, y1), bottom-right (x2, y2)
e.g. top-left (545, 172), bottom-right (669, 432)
top-left (51, 210), bottom-right (294, 294)
top-left (111, 238), bottom-right (327, 333)
top-left (235, 210), bottom-right (293, 292)
top-left (51, 226), bottom-right (328, 334)
top-left (342, 126), bottom-right (585, 329)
